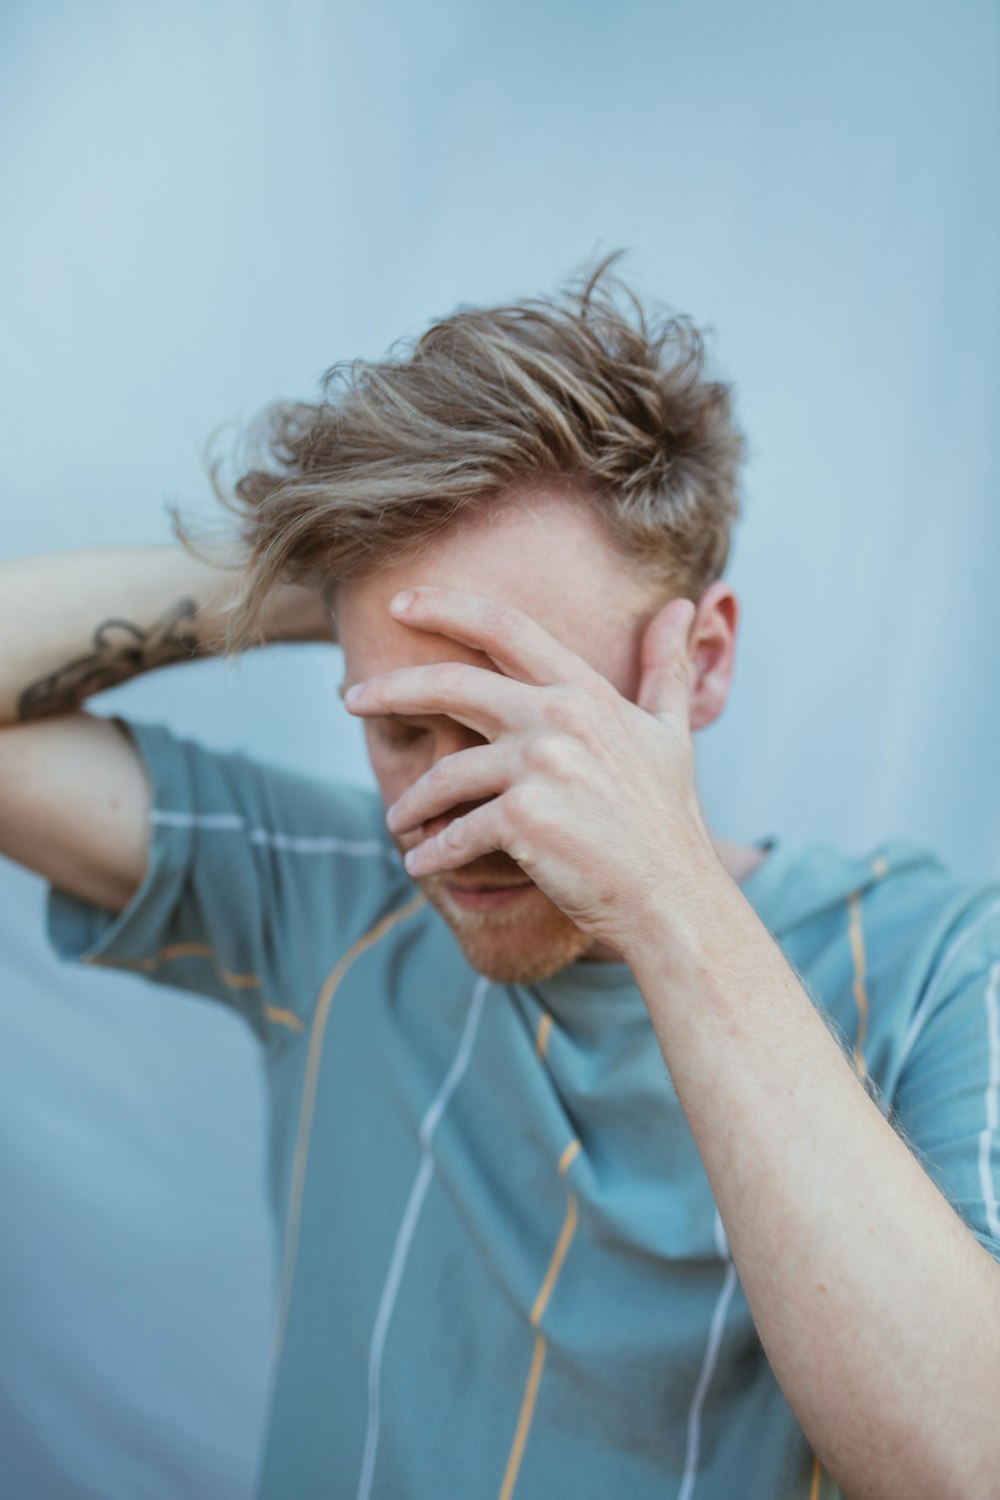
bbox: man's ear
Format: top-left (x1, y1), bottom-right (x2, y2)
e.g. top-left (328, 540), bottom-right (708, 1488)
top-left (686, 580), bottom-right (739, 730)
top-left (638, 579), bottom-right (740, 732)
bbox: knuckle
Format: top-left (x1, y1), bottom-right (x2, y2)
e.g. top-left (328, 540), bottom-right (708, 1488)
top-left (441, 816), bottom-right (466, 850)
top-left (432, 662), bottom-right (467, 696)
top-left (523, 731), bottom-right (569, 775)
top-left (429, 752), bottom-right (459, 794)
top-left (504, 780), bottom-right (547, 830)
top-left (541, 686), bottom-right (579, 732)
top-left (502, 784), bottom-right (549, 867)
top-left (503, 782), bottom-right (534, 828)
top-left (485, 600), bottom-right (518, 641)
top-left (542, 683), bottom-right (595, 734)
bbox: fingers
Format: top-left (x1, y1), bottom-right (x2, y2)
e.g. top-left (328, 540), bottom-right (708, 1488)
top-left (386, 587), bottom-right (602, 690)
top-left (402, 797), bottom-right (508, 878)
top-left (635, 598), bottom-right (697, 721)
top-left (345, 586), bottom-right (617, 735)
top-left (386, 739), bottom-right (516, 836)
top-left (345, 661), bottom-right (542, 738)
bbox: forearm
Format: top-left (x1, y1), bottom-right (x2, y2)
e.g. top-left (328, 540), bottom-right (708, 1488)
top-left (628, 859), bottom-right (1000, 1500)
top-left (0, 542), bottom-right (335, 724)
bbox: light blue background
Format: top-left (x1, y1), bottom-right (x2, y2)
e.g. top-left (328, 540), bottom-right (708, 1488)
top-left (1, 3), bottom-right (997, 1496)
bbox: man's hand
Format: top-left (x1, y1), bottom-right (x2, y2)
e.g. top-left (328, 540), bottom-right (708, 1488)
top-left (343, 584), bottom-right (719, 960)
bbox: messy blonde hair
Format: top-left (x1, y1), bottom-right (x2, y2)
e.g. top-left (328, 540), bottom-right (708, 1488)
top-left (170, 251), bottom-right (746, 656)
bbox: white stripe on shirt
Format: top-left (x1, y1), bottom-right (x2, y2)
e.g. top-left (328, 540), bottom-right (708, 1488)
top-left (150, 808), bottom-right (401, 861)
top-left (355, 975), bottom-right (489, 1500)
top-left (977, 961), bottom-right (1000, 1246)
top-left (898, 897), bottom-right (1000, 1068)
top-left (678, 1210), bottom-right (738, 1500)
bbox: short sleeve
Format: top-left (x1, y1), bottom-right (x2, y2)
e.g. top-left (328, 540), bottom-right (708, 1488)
top-left (44, 715), bottom-right (409, 1044)
top-left (891, 892), bottom-right (1000, 1262)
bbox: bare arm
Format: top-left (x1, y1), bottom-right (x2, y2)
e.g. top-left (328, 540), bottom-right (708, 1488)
top-left (0, 542), bottom-right (335, 912)
top-left (629, 871), bottom-right (1000, 1500)
top-left (1, 543), bottom-right (334, 725)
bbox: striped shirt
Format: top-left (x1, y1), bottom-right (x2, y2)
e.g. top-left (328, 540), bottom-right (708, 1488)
top-left (44, 716), bottom-right (1000, 1500)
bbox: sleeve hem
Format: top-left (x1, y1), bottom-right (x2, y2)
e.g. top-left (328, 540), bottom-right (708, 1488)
top-left (44, 716), bottom-right (195, 969)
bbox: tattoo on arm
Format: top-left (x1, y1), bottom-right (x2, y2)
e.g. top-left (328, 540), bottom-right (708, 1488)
top-left (17, 598), bottom-right (208, 721)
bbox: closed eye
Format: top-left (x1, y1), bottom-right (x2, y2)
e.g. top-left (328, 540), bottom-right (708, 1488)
top-left (373, 719), bottom-right (428, 748)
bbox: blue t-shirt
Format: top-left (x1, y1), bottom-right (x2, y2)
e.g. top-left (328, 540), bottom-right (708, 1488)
top-left (44, 716), bottom-right (1000, 1500)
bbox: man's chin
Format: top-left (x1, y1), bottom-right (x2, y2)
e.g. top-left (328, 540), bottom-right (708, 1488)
top-left (418, 875), bottom-right (593, 984)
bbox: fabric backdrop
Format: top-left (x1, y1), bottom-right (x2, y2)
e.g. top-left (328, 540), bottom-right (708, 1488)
top-left (0, 2), bottom-right (997, 1495)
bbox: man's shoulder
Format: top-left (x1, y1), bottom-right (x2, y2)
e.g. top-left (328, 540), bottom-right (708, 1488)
top-left (764, 831), bottom-right (996, 933)
top-left (114, 713), bottom-right (411, 939)
top-left (121, 712), bottom-right (390, 845)
top-left (844, 835), bottom-right (997, 946)
top-left (772, 830), bottom-right (1000, 1017)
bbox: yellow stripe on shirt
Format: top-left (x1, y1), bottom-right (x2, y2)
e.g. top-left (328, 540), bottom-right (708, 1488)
top-left (498, 1137), bottom-right (581, 1500)
top-left (271, 891), bottom-right (427, 1364)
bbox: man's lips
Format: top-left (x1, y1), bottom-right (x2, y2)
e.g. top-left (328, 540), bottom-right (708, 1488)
top-left (442, 878), bottom-right (534, 909)
top-left (445, 879), bottom-right (532, 892)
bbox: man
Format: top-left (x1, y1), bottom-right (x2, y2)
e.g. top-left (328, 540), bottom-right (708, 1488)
top-left (2, 258), bottom-right (998, 1500)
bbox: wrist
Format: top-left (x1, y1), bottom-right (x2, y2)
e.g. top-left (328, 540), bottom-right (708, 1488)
top-left (257, 578), bottom-right (338, 645)
top-left (191, 542), bottom-right (337, 652)
top-left (622, 841), bottom-right (745, 985)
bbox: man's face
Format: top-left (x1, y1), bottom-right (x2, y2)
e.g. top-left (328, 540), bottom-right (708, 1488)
top-left (334, 486), bottom-right (661, 984)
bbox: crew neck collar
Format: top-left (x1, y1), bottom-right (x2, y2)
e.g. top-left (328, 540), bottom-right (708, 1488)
top-left (527, 838), bottom-right (789, 1031)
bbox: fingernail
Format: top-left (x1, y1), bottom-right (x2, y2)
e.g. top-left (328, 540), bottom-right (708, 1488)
top-left (344, 683), bottom-right (364, 704)
top-left (390, 590), bottom-right (414, 613)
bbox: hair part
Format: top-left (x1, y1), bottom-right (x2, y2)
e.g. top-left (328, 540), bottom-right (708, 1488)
top-left (167, 250), bottom-right (747, 656)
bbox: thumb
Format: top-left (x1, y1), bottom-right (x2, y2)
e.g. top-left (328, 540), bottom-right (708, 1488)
top-left (636, 597), bottom-right (697, 720)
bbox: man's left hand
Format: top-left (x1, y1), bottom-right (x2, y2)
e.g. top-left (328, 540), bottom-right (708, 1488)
top-left (344, 585), bottom-right (721, 961)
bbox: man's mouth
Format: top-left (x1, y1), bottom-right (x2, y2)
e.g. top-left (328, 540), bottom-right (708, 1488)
top-left (443, 879), bottom-right (534, 909)
top-left (446, 879), bottom-right (530, 891)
